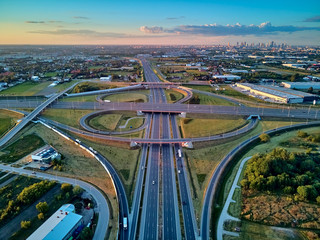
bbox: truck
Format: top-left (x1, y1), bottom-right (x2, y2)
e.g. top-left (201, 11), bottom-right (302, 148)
top-left (178, 149), bottom-right (182, 158)
top-left (123, 217), bottom-right (128, 230)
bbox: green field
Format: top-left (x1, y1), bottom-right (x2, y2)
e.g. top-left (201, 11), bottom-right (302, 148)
top-left (88, 112), bottom-right (144, 132)
top-left (89, 114), bottom-right (122, 131)
top-left (0, 118), bottom-right (13, 137)
top-left (60, 95), bottom-right (98, 102)
top-left (0, 134), bottom-right (45, 163)
top-left (44, 72), bottom-right (58, 77)
top-left (188, 92), bottom-right (236, 106)
top-left (102, 91), bottom-right (148, 103)
top-left (165, 89), bottom-right (184, 103)
top-left (180, 117), bottom-right (247, 138)
top-left (0, 81), bottom-right (53, 96)
top-left (40, 109), bottom-right (94, 128)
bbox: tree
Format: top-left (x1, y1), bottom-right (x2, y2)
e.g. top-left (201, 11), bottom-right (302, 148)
top-left (61, 183), bottom-right (73, 193)
top-left (307, 87), bottom-right (314, 93)
top-left (290, 73), bottom-right (299, 82)
top-left (38, 212), bottom-right (45, 220)
top-left (317, 196), bottom-right (320, 204)
top-left (259, 133), bottom-right (270, 143)
top-left (79, 227), bottom-right (93, 240)
top-left (297, 130), bottom-right (308, 138)
top-left (72, 185), bottom-right (83, 196)
top-left (36, 202), bottom-right (49, 214)
top-left (21, 220), bottom-right (31, 229)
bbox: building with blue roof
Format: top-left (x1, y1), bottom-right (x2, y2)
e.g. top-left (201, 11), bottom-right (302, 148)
top-left (27, 204), bottom-right (83, 240)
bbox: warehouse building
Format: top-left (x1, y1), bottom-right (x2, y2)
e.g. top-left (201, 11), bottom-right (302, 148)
top-left (281, 82), bottom-right (320, 90)
top-left (27, 204), bottom-right (83, 240)
top-left (212, 74), bottom-right (241, 81)
top-left (236, 83), bottom-right (318, 104)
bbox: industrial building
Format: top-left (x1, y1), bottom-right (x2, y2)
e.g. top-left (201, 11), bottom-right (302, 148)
top-left (236, 83), bottom-right (318, 104)
top-left (282, 82), bottom-right (320, 90)
top-left (31, 145), bottom-right (61, 164)
top-left (27, 204), bottom-right (83, 240)
top-left (212, 74), bottom-right (241, 81)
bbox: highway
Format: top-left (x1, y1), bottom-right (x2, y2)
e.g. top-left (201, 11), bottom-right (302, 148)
top-left (162, 114), bottom-right (181, 239)
top-left (2, 100), bottom-right (319, 120)
top-left (0, 164), bottom-right (109, 240)
top-left (171, 114), bottom-right (198, 240)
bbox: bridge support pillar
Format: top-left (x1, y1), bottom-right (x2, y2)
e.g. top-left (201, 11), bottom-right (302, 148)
top-left (137, 111), bottom-right (144, 116)
top-left (179, 112), bottom-right (186, 118)
top-left (182, 141), bottom-right (193, 149)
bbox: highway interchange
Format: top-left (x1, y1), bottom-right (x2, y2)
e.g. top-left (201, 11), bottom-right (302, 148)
top-left (1, 58), bottom-right (320, 240)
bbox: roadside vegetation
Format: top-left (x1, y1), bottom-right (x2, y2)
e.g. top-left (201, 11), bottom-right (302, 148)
top-left (186, 92), bottom-right (235, 106)
top-left (183, 119), bottom-right (305, 224)
top-left (0, 81), bottom-right (53, 96)
top-left (0, 109), bottom-right (23, 137)
top-left (179, 117), bottom-right (247, 138)
top-left (71, 82), bottom-right (117, 93)
top-left (0, 134), bottom-right (45, 164)
top-left (102, 91), bottom-right (149, 103)
top-left (164, 89), bottom-right (184, 103)
top-left (40, 109), bottom-right (94, 128)
top-left (221, 127), bottom-right (320, 240)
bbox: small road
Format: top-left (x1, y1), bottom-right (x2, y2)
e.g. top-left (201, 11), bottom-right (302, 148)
top-left (0, 164), bottom-right (109, 240)
top-left (216, 156), bottom-right (251, 240)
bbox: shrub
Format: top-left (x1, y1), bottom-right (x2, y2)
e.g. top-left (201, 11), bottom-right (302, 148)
top-left (297, 130), bottom-right (308, 138)
top-left (259, 133), bottom-right (270, 143)
top-left (36, 202), bottom-right (49, 214)
top-left (38, 212), bottom-right (44, 220)
top-left (61, 183), bottom-right (73, 193)
top-left (21, 220), bottom-right (31, 229)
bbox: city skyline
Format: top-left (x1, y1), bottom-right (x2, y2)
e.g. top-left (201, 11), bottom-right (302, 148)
top-left (1, 0), bottom-right (320, 45)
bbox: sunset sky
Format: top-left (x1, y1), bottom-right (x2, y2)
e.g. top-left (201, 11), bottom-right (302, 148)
top-left (0, 0), bottom-right (319, 45)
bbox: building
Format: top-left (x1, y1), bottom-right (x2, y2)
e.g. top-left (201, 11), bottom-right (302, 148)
top-left (31, 76), bottom-right (40, 81)
top-left (27, 204), bottom-right (83, 240)
top-left (31, 145), bottom-right (61, 164)
top-left (100, 75), bottom-right (112, 81)
top-left (282, 82), bottom-right (320, 90)
top-left (236, 83), bottom-right (318, 104)
top-left (212, 74), bottom-right (241, 81)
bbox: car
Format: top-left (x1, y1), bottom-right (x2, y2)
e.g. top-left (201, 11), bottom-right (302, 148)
top-left (32, 171), bottom-right (36, 175)
top-left (178, 170), bottom-right (181, 174)
top-left (152, 180), bottom-right (155, 185)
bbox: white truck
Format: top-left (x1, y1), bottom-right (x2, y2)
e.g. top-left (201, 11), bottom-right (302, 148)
top-left (178, 149), bottom-right (182, 158)
top-left (123, 217), bottom-right (128, 230)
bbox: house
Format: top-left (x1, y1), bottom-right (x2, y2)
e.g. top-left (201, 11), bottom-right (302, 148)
top-left (31, 145), bottom-right (61, 164)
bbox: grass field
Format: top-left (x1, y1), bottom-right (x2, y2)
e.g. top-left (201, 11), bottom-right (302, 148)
top-left (102, 92), bottom-right (148, 103)
top-left (0, 134), bottom-right (45, 164)
top-left (0, 118), bottom-right (13, 137)
top-left (88, 112), bottom-right (144, 132)
top-left (179, 117), bottom-right (247, 138)
top-left (44, 72), bottom-right (58, 77)
top-left (40, 109), bottom-right (94, 128)
top-left (0, 81), bottom-right (53, 96)
top-left (165, 89), bottom-right (184, 103)
top-left (188, 92), bottom-right (235, 106)
top-left (89, 114), bottom-right (122, 131)
top-left (60, 95), bottom-right (98, 102)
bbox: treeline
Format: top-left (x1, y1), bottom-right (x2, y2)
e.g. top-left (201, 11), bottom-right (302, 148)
top-left (241, 148), bottom-right (320, 202)
top-left (0, 180), bottom-right (56, 224)
top-left (73, 83), bottom-right (116, 93)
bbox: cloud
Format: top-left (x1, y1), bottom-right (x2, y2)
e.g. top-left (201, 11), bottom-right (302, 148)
top-left (73, 16), bottom-right (89, 20)
top-left (140, 22), bottom-right (320, 36)
top-left (166, 16), bottom-right (185, 20)
top-left (139, 26), bottom-right (164, 34)
top-left (304, 16), bottom-right (320, 22)
top-left (28, 29), bottom-right (128, 38)
top-left (25, 21), bottom-right (45, 24)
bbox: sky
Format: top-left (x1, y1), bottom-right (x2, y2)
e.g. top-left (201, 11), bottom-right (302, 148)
top-left (0, 0), bottom-right (319, 45)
